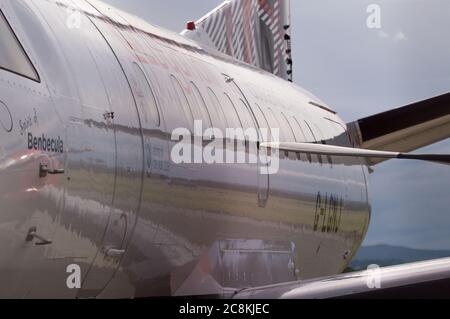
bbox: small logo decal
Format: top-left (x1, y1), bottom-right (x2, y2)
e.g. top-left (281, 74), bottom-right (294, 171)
top-left (28, 132), bottom-right (64, 154)
top-left (0, 101), bottom-right (13, 133)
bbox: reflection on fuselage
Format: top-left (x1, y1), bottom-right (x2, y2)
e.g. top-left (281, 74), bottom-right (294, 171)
top-left (0, 0), bottom-right (370, 298)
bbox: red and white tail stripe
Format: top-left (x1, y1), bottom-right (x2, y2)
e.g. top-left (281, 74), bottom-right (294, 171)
top-left (182, 0), bottom-right (292, 81)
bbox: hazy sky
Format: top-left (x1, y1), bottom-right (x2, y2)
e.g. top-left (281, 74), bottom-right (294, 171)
top-left (103, 0), bottom-right (450, 250)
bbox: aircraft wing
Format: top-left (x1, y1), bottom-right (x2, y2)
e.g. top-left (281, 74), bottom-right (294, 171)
top-left (347, 93), bottom-right (450, 166)
top-left (231, 258), bottom-right (450, 299)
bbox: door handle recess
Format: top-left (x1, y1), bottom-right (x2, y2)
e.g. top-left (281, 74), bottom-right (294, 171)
top-left (105, 248), bottom-right (126, 258)
top-left (25, 227), bottom-right (53, 246)
top-left (39, 163), bottom-right (65, 178)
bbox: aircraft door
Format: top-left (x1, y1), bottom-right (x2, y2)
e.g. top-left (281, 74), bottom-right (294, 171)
top-left (68, 0), bottom-right (145, 298)
top-left (222, 74), bottom-right (270, 207)
top-left (71, 24), bottom-right (143, 300)
top-left (0, 0), bottom-right (73, 298)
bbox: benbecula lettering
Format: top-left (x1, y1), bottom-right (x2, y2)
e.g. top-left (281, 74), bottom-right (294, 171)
top-left (28, 132), bottom-right (64, 154)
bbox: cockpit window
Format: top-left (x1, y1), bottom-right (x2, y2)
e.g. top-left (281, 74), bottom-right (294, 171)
top-left (0, 10), bottom-right (39, 81)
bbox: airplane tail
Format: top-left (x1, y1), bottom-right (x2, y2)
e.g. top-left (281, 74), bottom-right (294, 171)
top-left (181, 0), bottom-right (293, 81)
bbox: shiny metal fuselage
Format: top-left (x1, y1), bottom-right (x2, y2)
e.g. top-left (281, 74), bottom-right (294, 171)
top-left (0, 0), bottom-right (370, 298)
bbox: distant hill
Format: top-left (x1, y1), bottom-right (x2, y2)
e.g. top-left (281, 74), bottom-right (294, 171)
top-left (349, 244), bottom-right (450, 270)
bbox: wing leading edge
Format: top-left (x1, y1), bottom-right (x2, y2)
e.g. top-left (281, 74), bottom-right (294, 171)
top-left (231, 258), bottom-right (450, 299)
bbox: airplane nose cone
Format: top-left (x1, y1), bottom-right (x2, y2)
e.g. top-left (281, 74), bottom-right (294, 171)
top-left (0, 101), bottom-right (13, 133)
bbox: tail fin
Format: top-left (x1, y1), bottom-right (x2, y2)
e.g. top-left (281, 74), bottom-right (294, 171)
top-left (181, 0), bottom-right (293, 81)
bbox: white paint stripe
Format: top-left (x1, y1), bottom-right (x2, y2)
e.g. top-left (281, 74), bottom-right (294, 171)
top-left (273, 32), bottom-right (281, 43)
top-left (232, 22), bottom-right (243, 46)
top-left (274, 38), bottom-right (284, 49)
top-left (218, 34), bottom-right (227, 52)
top-left (270, 18), bottom-right (279, 31)
top-left (235, 35), bottom-right (244, 58)
top-left (209, 13), bottom-right (223, 42)
top-left (212, 17), bottom-right (226, 44)
top-left (232, 3), bottom-right (241, 23)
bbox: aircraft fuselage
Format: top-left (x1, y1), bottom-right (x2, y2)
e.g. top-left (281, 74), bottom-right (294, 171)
top-left (0, 0), bottom-right (370, 298)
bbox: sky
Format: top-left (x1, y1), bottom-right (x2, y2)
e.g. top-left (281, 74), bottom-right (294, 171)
top-left (103, 0), bottom-right (450, 250)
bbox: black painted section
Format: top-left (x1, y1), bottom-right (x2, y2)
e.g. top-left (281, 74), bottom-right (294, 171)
top-left (358, 93), bottom-right (450, 142)
top-left (336, 277), bottom-right (450, 299)
top-left (398, 153), bottom-right (450, 165)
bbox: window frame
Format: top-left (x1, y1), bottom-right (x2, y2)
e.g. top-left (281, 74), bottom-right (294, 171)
top-left (223, 92), bottom-right (243, 130)
top-left (235, 98), bottom-right (257, 131)
top-left (131, 62), bottom-right (161, 127)
top-left (0, 10), bottom-right (40, 82)
top-left (190, 82), bottom-right (213, 129)
top-left (253, 103), bottom-right (272, 142)
top-left (207, 87), bottom-right (229, 129)
top-left (279, 112), bottom-right (296, 142)
top-left (266, 107), bottom-right (285, 141)
top-left (290, 116), bottom-right (307, 142)
top-left (170, 75), bottom-right (195, 131)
